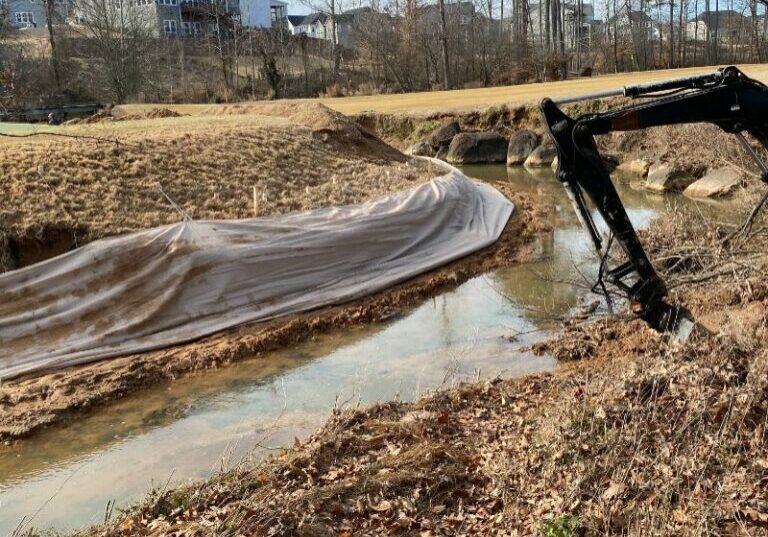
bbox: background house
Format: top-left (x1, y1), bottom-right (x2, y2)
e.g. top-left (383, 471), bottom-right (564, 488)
top-left (238, 0), bottom-right (270, 27)
top-left (289, 10), bottom-right (355, 47)
top-left (604, 7), bottom-right (656, 40)
top-left (71, 0), bottom-right (243, 37)
top-left (4, 0), bottom-right (67, 29)
top-left (268, 0), bottom-right (286, 24)
top-left (686, 10), bottom-right (749, 43)
top-left (286, 13), bottom-right (304, 33)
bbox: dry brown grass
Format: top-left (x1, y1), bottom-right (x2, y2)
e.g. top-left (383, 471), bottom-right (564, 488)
top-left (0, 104), bottom-right (432, 270)
top-left (109, 64), bottom-right (768, 117)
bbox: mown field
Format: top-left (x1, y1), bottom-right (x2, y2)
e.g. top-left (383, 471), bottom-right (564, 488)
top-left (122, 63), bottom-right (768, 116)
top-left (3, 64), bottom-right (767, 140)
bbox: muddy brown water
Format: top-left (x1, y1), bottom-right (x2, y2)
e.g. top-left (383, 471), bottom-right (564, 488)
top-left (0, 166), bottom-right (721, 535)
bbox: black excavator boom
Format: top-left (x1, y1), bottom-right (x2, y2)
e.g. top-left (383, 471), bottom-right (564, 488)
top-left (540, 66), bottom-right (768, 335)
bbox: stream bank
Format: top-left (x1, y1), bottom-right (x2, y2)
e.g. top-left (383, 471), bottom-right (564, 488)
top-left (74, 170), bottom-right (768, 537)
top-left (2, 165), bottom-right (711, 536)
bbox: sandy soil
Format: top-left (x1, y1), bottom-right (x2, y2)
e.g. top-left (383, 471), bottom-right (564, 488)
top-left (83, 196), bottom-right (768, 537)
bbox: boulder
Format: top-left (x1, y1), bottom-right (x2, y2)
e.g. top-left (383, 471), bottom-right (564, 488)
top-left (428, 120), bottom-right (461, 149)
top-left (435, 145), bottom-right (449, 161)
top-left (644, 162), bottom-right (695, 192)
top-left (616, 159), bottom-right (651, 177)
top-left (524, 139), bottom-right (557, 167)
top-left (506, 129), bottom-right (539, 165)
top-left (446, 132), bottom-right (508, 164)
top-left (683, 167), bottom-right (742, 198)
top-left (407, 141), bottom-right (435, 157)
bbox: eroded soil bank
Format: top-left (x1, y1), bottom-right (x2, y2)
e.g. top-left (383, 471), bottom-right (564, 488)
top-left (81, 192), bottom-right (768, 537)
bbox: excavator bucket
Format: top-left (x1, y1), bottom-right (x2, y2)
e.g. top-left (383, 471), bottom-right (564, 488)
top-left (541, 66), bottom-right (768, 341)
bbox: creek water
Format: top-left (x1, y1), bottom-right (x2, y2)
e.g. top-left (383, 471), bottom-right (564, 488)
top-left (0, 166), bottom-right (704, 535)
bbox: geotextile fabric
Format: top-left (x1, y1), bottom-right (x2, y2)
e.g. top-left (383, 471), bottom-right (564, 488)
top-left (0, 166), bottom-right (513, 380)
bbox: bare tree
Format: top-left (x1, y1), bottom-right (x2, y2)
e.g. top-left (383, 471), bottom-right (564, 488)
top-left (438, 0), bottom-right (451, 88)
top-left (75, 0), bottom-right (155, 102)
top-left (43, 0), bottom-right (63, 91)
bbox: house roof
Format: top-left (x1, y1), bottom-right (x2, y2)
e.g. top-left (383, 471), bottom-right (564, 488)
top-left (420, 1), bottom-right (476, 17)
top-left (689, 9), bottom-right (748, 25)
top-left (299, 12), bottom-right (324, 25)
top-left (287, 15), bottom-right (304, 26)
top-left (605, 9), bottom-right (652, 25)
top-left (298, 10), bottom-right (356, 25)
top-left (343, 6), bottom-right (374, 15)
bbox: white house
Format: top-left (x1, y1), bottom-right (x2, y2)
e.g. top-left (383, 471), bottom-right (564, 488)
top-left (239, 0), bottom-right (271, 27)
top-left (287, 14), bottom-right (304, 33)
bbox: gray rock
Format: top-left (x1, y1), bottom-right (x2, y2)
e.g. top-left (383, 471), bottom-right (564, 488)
top-left (683, 167), bottom-right (742, 198)
top-left (616, 159), bottom-right (651, 177)
top-left (407, 141), bottom-right (435, 157)
top-left (506, 129), bottom-right (539, 165)
top-left (524, 139), bottom-right (557, 167)
top-left (446, 132), bottom-right (508, 164)
top-left (428, 120), bottom-right (461, 149)
top-left (644, 162), bottom-right (695, 192)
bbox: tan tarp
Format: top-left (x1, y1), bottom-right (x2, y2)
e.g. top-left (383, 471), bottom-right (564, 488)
top-left (0, 167), bottom-right (513, 380)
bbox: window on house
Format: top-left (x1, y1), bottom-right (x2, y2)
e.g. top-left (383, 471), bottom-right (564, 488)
top-left (163, 19), bottom-right (178, 34)
top-left (14, 12), bottom-right (34, 24)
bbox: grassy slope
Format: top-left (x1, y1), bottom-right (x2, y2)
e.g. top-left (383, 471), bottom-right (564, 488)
top-left (4, 65), bottom-right (767, 140)
top-left (119, 64), bottom-right (768, 116)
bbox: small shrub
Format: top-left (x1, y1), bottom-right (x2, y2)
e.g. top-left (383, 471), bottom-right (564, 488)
top-left (540, 515), bottom-right (581, 537)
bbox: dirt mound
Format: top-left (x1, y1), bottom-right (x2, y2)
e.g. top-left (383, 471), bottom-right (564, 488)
top-left (65, 107), bottom-right (185, 125)
top-left (63, 109), bottom-right (116, 125)
top-left (204, 102), bottom-right (405, 162)
top-left (144, 107), bottom-right (182, 119)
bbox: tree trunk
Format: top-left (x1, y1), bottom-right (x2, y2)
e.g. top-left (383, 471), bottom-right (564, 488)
top-left (693, 0), bottom-right (698, 65)
top-left (679, 0), bottom-right (684, 66)
top-left (438, 0), bottom-right (451, 89)
top-left (544, 0), bottom-right (550, 53)
top-left (330, 0), bottom-right (340, 80)
top-left (44, 0), bottom-right (61, 92)
top-left (713, 0), bottom-right (719, 63)
top-left (668, 0), bottom-right (674, 67)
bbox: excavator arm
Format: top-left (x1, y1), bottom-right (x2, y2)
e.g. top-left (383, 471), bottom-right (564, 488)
top-left (540, 66), bottom-right (768, 334)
